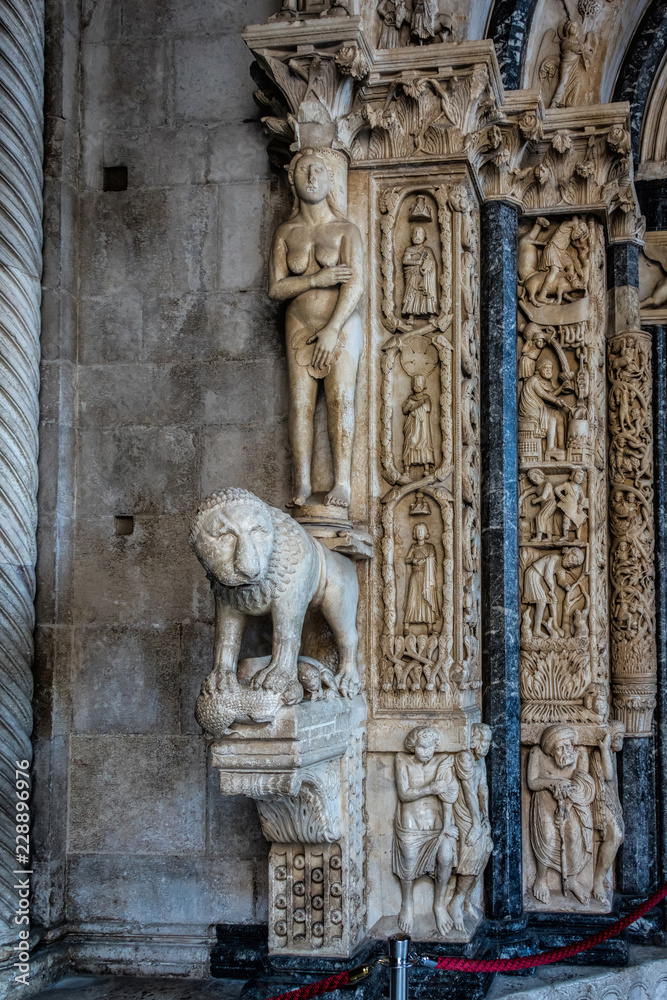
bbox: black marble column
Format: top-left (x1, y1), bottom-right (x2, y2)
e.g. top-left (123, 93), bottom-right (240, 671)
top-left (654, 325), bottom-right (667, 890)
top-left (606, 242), bottom-right (657, 898)
top-left (480, 200), bottom-right (522, 920)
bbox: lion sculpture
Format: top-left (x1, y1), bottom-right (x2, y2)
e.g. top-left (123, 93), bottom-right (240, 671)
top-left (190, 488), bottom-right (360, 737)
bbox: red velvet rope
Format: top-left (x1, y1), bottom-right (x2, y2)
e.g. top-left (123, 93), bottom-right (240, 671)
top-left (435, 880), bottom-right (667, 973)
top-left (264, 881), bottom-right (667, 999)
top-left (264, 969), bottom-right (351, 1000)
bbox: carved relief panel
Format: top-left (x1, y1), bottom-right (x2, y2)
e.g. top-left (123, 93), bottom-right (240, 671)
top-left (373, 174), bottom-right (480, 718)
top-left (517, 215), bottom-right (623, 912)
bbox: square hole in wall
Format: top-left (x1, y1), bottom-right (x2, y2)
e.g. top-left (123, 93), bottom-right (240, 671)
top-left (103, 165), bottom-right (128, 191)
top-left (115, 515), bottom-right (134, 536)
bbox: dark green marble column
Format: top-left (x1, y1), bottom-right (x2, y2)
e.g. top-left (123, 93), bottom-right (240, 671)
top-left (480, 199), bottom-right (522, 920)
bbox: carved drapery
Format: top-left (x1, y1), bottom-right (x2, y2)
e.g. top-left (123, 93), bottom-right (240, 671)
top-left (0, 0), bottom-right (44, 955)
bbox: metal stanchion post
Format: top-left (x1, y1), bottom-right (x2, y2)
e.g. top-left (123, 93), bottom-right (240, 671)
top-left (388, 936), bottom-right (410, 1000)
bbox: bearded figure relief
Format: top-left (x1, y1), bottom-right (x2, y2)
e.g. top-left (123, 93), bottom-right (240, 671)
top-left (190, 489), bottom-right (360, 736)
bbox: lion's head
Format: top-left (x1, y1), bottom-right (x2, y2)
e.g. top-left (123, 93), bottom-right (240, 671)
top-left (190, 489), bottom-right (305, 611)
top-left (190, 489), bottom-right (276, 587)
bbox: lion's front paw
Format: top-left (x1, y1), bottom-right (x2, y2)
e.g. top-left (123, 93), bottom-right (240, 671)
top-left (337, 665), bottom-right (361, 699)
top-left (252, 659), bottom-right (294, 694)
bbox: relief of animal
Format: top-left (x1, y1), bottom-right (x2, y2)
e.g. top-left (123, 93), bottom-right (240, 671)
top-left (190, 488), bottom-right (361, 722)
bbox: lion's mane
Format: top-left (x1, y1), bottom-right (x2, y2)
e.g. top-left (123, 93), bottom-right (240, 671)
top-left (190, 488), bottom-right (309, 613)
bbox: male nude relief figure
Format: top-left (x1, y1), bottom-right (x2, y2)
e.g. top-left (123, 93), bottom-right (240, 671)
top-left (269, 149), bottom-right (364, 510)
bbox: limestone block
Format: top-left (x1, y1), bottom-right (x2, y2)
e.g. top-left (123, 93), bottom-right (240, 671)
top-left (173, 34), bottom-right (259, 124)
top-left (72, 514), bottom-right (209, 626)
top-left (68, 735), bottom-right (206, 854)
top-left (77, 426), bottom-right (198, 517)
top-left (78, 292), bottom-right (143, 366)
top-left (79, 186), bottom-right (219, 298)
top-left (206, 772), bottom-right (268, 863)
top-left (66, 855), bottom-right (261, 925)
top-left (199, 426), bottom-right (291, 509)
top-left (40, 286), bottom-right (77, 363)
top-left (120, 0), bottom-right (277, 40)
top-left (82, 41), bottom-right (169, 131)
top-left (141, 290), bottom-right (281, 364)
top-left (71, 625), bottom-right (181, 734)
top-left (218, 182), bottom-right (270, 292)
top-left (198, 357), bottom-right (286, 425)
top-left (207, 123), bottom-right (271, 185)
top-left (100, 126), bottom-right (211, 190)
top-left (77, 364), bottom-right (200, 430)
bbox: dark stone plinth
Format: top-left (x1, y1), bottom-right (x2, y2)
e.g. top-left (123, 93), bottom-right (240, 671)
top-left (480, 200), bottom-right (522, 922)
top-left (406, 967), bottom-right (492, 1000)
top-left (617, 737), bottom-right (658, 897)
top-left (212, 925), bottom-right (269, 978)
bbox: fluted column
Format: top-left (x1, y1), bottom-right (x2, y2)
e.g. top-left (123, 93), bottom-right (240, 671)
top-left (0, 0), bottom-right (44, 954)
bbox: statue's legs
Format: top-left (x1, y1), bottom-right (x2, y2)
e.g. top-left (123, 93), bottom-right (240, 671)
top-left (434, 838), bottom-right (455, 935)
top-left (286, 333), bottom-right (318, 506)
top-left (593, 815), bottom-right (623, 901)
top-left (398, 878), bottom-right (414, 934)
top-left (323, 316), bottom-right (361, 508)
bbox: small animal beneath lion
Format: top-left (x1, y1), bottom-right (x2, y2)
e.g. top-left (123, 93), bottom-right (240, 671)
top-left (190, 488), bottom-right (360, 720)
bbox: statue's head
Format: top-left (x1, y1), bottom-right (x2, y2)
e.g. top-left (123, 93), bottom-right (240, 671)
top-left (404, 726), bottom-right (440, 763)
top-left (470, 723), bottom-right (492, 759)
top-left (528, 469), bottom-right (545, 486)
top-left (540, 725), bottom-right (576, 769)
top-left (289, 149), bottom-right (332, 206)
top-left (190, 489), bottom-right (275, 588)
top-left (536, 359), bottom-right (553, 380)
top-left (412, 226), bottom-right (426, 245)
top-left (572, 469), bottom-right (585, 485)
top-left (561, 547), bottom-right (584, 570)
top-left (413, 521), bottom-right (429, 542)
top-left (610, 720), bottom-right (625, 753)
top-left (412, 374), bottom-right (426, 393)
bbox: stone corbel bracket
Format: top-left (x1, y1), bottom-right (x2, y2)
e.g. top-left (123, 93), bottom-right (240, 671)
top-left (210, 697), bottom-right (366, 956)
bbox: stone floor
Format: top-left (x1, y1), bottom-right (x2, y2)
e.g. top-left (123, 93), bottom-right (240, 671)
top-left (25, 947), bottom-right (667, 1000)
top-left (28, 977), bottom-right (246, 1000)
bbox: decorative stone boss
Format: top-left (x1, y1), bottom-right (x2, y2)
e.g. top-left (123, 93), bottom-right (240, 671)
top-left (190, 488), bottom-right (361, 737)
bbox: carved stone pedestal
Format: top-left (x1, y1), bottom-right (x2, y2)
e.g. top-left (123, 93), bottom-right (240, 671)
top-left (211, 697), bottom-right (365, 958)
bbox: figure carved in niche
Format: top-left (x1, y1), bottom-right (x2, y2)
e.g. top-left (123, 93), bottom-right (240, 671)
top-left (590, 723), bottom-right (624, 902)
top-left (269, 149), bottom-right (364, 510)
top-left (527, 725), bottom-right (595, 905)
top-left (189, 489), bottom-right (361, 737)
top-left (519, 323), bottom-right (555, 379)
top-left (393, 727), bottom-right (460, 936)
top-left (550, 16), bottom-right (594, 108)
top-left (522, 547), bottom-right (585, 638)
top-left (521, 469), bottom-right (557, 542)
top-left (448, 724), bottom-right (493, 931)
top-left (556, 470), bottom-right (588, 542)
top-left (403, 375), bottom-right (435, 474)
top-left (404, 522), bottom-right (440, 634)
top-left (519, 359), bottom-right (573, 462)
top-left (377, 0), bottom-right (407, 47)
top-left (402, 227), bottom-right (438, 317)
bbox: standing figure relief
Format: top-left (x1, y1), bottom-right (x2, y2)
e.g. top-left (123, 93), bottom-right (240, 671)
top-left (269, 149), bottom-right (364, 511)
top-left (402, 226), bottom-right (438, 317)
top-left (393, 725), bottom-right (492, 938)
top-left (404, 522), bottom-right (441, 635)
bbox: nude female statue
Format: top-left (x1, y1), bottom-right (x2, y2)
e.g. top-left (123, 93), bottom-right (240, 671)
top-left (269, 149), bottom-right (364, 510)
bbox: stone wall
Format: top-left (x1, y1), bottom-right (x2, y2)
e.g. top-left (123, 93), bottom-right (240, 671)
top-left (34, 0), bottom-right (288, 953)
